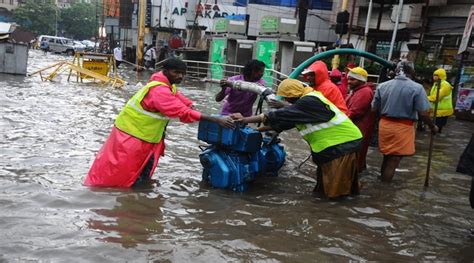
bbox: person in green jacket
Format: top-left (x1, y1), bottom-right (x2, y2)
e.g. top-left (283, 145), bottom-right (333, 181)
top-left (428, 68), bottom-right (453, 133)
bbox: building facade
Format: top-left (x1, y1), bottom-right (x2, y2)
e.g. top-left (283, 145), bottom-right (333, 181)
top-left (0, 0), bottom-right (90, 11)
top-left (337, 0), bottom-right (473, 65)
top-left (155, 0), bottom-right (337, 43)
top-left (0, 0), bottom-right (21, 11)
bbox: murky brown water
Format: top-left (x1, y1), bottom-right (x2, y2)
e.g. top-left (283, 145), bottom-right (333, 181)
top-left (0, 50), bottom-right (473, 261)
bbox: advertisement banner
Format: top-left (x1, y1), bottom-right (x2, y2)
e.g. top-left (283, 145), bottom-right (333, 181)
top-left (210, 38), bottom-right (226, 79)
top-left (255, 39), bottom-right (277, 85)
top-left (161, 1), bottom-right (246, 31)
top-left (456, 88), bottom-right (474, 111)
top-left (456, 65), bottom-right (474, 113)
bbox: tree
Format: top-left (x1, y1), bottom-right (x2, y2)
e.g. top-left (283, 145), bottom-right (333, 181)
top-left (60, 2), bottom-right (97, 40)
top-left (13, 0), bottom-right (57, 35)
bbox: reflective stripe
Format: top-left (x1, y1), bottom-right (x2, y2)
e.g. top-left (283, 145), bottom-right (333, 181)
top-left (127, 98), bottom-right (170, 120)
top-left (299, 113), bottom-right (348, 136)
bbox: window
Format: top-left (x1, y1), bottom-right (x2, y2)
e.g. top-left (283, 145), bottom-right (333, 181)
top-left (10, 0), bottom-right (13, 5)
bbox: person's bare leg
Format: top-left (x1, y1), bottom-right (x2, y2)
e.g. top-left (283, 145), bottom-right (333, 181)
top-left (381, 155), bottom-right (403, 182)
top-left (381, 155), bottom-right (388, 180)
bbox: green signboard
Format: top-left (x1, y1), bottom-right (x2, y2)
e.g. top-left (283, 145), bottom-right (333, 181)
top-left (214, 18), bottom-right (228, 33)
top-left (255, 39), bottom-right (277, 85)
top-left (210, 38), bottom-right (226, 79)
top-left (376, 41), bottom-right (400, 59)
top-left (261, 16), bottom-right (279, 33)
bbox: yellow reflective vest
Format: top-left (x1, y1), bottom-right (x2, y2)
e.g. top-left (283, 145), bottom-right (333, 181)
top-left (428, 80), bottom-right (453, 117)
top-left (115, 81), bottom-right (177, 143)
top-left (295, 91), bottom-right (362, 153)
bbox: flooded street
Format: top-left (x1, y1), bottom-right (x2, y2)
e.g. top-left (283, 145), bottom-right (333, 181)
top-left (1, 50), bottom-right (473, 261)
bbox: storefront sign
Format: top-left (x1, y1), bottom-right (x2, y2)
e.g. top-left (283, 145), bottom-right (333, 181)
top-left (161, 1), bottom-right (246, 31)
top-left (261, 16), bottom-right (279, 33)
top-left (214, 18), bottom-right (228, 32)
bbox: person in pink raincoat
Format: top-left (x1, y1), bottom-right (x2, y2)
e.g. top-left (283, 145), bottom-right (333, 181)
top-left (84, 59), bottom-right (234, 187)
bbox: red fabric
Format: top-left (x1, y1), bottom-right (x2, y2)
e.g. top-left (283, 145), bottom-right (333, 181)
top-left (345, 84), bottom-right (375, 171)
top-left (346, 62), bottom-right (356, 69)
top-left (330, 68), bottom-right (342, 77)
top-left (84, 72), bottom-right (202, 187)
top-left (169, 36), bottom-right (185, 49)
top-left (307, 61), bottom-right (348, 114)
top-left (339, 76), bottom-right (349, 99)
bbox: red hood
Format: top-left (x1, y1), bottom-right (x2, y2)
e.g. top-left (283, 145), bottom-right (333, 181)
top-left (330, 68), bottom-right (342, 78)
top-left (307, 61), bottom-right (330, 87)
top-left (149, 71), bottom-right (171, 86)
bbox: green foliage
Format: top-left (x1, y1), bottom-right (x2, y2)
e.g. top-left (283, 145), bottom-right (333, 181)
top-left (414, 63), bottom-right (438, 81)
top-left (60, 2), bottom-right (97, 40)
top-left (12, 0), bottom-right (57, 35)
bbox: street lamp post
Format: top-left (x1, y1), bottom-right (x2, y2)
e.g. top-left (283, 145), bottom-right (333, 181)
top-left (360, 0), bottom-right (373, 67)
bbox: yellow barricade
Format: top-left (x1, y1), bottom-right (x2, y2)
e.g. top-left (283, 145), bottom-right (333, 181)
top-left (82, 60), bottom-right (109, 78)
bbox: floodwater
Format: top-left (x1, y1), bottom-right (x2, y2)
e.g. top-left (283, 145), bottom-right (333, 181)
top-left (0, 50), bottom-right (473, 262)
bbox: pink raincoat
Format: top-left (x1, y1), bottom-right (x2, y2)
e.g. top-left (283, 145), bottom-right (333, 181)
top-left (84, 71), bottom-right (202, 187)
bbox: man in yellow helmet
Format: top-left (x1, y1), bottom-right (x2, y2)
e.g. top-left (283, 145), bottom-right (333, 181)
top-left (428, 68), bottom-right (454, 133)
top-left (231, 79), bottom-right (363, 199)
top-left (345, 67), bottom-right (375, 172)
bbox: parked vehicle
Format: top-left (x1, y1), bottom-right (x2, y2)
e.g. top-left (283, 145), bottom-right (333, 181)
top-left (81, 40), bottom-right (97, 52)
top-left (73, 41), bottom-right (86, 52)
top-left (37, 35), bottom-right (78, 55)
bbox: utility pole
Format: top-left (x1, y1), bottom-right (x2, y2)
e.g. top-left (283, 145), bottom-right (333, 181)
top-left (388, 0), bottom-right (404, 62)
top-left (94, 0), bottom-right (98, 51)
top-left (414, 0), bottom-right (430, 63)
top-left (332, 0), bottom-right (349, 70)
top-left (360, 0), bottom-right (373, 67)
top-left (137, 0), bottom-right (145, 66)
top-left (55, 0), bottom-right (58, 36)
top-left (100, 0), bottom-right (105, 51)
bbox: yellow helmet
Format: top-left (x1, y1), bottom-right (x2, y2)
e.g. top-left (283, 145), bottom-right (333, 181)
top-left (348, 67), bottom-right (368, 82)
